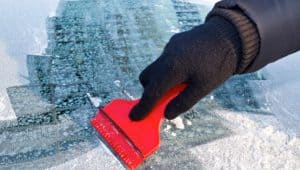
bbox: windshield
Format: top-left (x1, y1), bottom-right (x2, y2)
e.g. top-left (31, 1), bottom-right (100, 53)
top-left (0, 0), bottom-right (299, 169)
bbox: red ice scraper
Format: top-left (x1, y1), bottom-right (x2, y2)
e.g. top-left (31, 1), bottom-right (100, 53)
top-left (91, 84), bottom-right (186, 169)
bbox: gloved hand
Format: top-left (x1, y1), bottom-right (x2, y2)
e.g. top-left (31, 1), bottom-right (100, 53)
top-left (129, 16), bottom-right (242, 120)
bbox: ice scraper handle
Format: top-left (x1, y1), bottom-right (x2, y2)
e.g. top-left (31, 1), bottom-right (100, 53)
top-left (129, 83), bottom-right (188, 121)
top-left (135, 83), bottom-right (187, 121)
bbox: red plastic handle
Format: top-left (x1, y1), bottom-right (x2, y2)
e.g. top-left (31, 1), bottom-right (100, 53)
top-left (100, 84), bottom-right (186, 158)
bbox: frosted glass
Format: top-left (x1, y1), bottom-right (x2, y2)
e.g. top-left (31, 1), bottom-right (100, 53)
top-left (0, 0), bottom-right (298, 169)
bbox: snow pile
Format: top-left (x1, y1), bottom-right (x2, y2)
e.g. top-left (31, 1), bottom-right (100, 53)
top-left (190, 110), bottom-right (300, 170)
top-left (170, 117), bottom-right (185, 130)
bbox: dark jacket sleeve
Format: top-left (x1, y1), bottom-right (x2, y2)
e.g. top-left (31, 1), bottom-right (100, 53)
top-left (209, 0), bottom-right (300, 73)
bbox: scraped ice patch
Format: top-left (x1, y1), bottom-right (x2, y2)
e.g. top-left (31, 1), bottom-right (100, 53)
top-left (113, 80), bottom-right (121, 87)
top-left (87, 93), bottom-right (102, 107)
top-left (186, 119), bottom-right (192, 126)
top-left (164, 124), bottom-right (172, 132)
top-left (190, 110), bottom-right (300, 170)
top-left (170, 117), bottom-right (185, 130)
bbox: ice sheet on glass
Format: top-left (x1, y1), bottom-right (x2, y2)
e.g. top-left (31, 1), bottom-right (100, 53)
top-left (0, 0), bottom-right (299, 170)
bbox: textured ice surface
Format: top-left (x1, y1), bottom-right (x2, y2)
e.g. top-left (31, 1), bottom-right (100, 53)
top-left (190, 110), bottom-right (300, 170)
top-left (0, 0), bottom-right (299, 169)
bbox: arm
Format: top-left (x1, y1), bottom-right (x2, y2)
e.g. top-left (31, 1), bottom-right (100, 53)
top-left (210, 0), bottom-right (300, 73)
top-left (130, 0), bottom-right (300, 120)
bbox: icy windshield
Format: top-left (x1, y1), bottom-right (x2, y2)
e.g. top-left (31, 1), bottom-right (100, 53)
top-left (0, 0), bottom-right (299, 169)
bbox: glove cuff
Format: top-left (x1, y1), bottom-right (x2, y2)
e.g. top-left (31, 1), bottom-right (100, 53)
top-left (206, 8), bottom-right (260, 74)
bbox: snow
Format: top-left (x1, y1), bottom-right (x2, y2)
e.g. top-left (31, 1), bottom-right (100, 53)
top-left (186, 119), bottom-right (192, 126)
top-left (187, 51), bottom-right (300, 169)
top-left (190, 109), bottom-right (300, 170)
top-left (170, 116), bottom-right (185, 130)
top-left (264, 52), bottom-right (300, 136)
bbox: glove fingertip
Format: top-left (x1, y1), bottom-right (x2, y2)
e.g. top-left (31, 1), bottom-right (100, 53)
top-left (165, 102), bottom-right (181, 120)
top-left (129, 107), bottom-right (143, 121)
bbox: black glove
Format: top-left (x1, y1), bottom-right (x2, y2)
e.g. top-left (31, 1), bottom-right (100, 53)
top-left (129, 16), bottom-right (242, 120)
